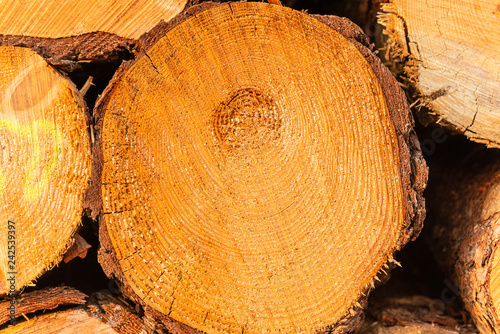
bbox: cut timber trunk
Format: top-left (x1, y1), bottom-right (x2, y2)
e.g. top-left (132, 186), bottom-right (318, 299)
top-left (429, 150), bottom-right (500, 333)
top-left (0, 287), bottom-right (87, 326)
top-left (0, 0), bottom-right (187, 39)
top-left (379, 0), bottom-right (500, 148)
top-left (0, 310), bottom-right (120, 334)
top-left (0, 288), bottom-right (145, 333)
top-left (0, 0), bottom-right (188, 70)
top-left (0, 46), bottom-right (91, 294)
top-left (89, 2), bottom-right (427, 333)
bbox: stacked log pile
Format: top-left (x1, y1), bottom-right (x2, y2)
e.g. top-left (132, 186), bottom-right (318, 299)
top-left (0, 0), bottom-right (498, 333)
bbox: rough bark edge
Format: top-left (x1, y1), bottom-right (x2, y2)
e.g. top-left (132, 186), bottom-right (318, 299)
top-left (85, 291), bottom-right (148, 334)
top-left (457, 212), bottom-right (500, 333)
top-left (429, 153), bottom-right (500, 333)
top-left (454, 159), bottom-right (500, 333)
top-left (0, 286), bottom-right (87, 326)
top-left (88, 2), bottom-right (427, 333)
top-left (0, 33), bottom-right (135, 72)
top-left (377, 2), bottom-right (500, 149)
top-left (315, 12), bottom-right (427, 333)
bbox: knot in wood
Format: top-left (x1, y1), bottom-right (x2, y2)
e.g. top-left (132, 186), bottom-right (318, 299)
top-left (212, 88), bottom-right (281, 151)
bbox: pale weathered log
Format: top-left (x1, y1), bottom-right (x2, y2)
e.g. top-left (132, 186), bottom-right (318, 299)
top-left (379, 0), bottom-right (500, 148)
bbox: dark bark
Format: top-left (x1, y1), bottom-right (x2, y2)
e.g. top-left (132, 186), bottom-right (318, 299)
top-left (0, 33), bottom-right (135, 72)
top-left (428, 149), bottom-right (500, 333)
top-left (0, 287), bottom-right (87, 326)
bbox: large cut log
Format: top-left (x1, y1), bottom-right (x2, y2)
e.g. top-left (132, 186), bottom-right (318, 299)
top-left (429, 149), bottom-right (500, 333)
top-left (0, 46), bottom-right (91, 294)
top-left (0, 0), bottom-right (188, 70)
top-left (379, 0), bottom-right (500, 148)
top-left (88, 2), bottom-right (427, 333)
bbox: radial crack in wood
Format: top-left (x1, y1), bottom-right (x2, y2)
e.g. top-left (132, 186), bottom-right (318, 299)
top-left (379, 0), bottom-right (500, 148)
top-left (0, 46), bottom-right (91, 294)
top-left (90, 2), bottom-right (427, 333)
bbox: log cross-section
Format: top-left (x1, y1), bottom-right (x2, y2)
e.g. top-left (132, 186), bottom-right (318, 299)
top-left (0, 46), bottom-right (91, 294)
top-left (90, 2), bottom-right (427, 333)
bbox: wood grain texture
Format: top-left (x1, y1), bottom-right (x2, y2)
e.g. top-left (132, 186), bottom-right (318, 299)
top-left (379, 0), bottom-right (500, 148)
top-left (0, 33), bottom-right (134, 72)
top-left (0, 46), bottom-right (91, 294)
top-left (89, 2), bottom-right (427, 333)
top-left (85, 291), bottom-right (147, 334)
top-left (0, 0), bottom-right (187, 39)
